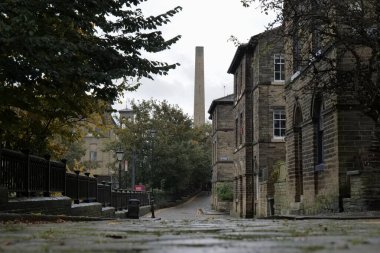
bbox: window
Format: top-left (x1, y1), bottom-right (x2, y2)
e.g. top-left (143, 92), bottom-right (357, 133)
top-left (273, 110), bottom-right (286, 138)
top-left (316, 103), bottom-right (324, 165)
top-left (212, 108), bottom-right (217, 132)
top-left (239, 112), bottom-right (243, 144)
top-left (90, 151), bottom-right (97, 161)
top-left (235, 118), bottom-right (239, 147)
top-left (239, 65), bottom-right (243, 96)
top-left (213, 139), bottom-right (217, 164)
top-left (274, 54), bottom-right (285, 81)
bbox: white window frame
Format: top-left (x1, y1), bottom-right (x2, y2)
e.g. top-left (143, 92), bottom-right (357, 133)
top-left (90, 151), bottom-right (97, 161)
top-left (273, 110), bottom-right (286, 139)
top-left (274, 54), bottom-right (285, 82)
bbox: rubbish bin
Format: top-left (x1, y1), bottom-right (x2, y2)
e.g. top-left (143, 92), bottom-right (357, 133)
top-left (127, 199), bottom-right (140, 219)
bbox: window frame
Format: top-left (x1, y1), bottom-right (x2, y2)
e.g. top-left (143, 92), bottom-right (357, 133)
top-left (273, 110), bottom-right (286, 139)
top-left (89, 151), bottom-right (97, 161)
top-left (274, 54), bottom-right (285, 81)
top-left (316, 102), bottom-right (324, 165)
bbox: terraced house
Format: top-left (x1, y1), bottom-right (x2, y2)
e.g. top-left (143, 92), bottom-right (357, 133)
top-left (208, 94), bottom-right (235, 212)
top-left (227, 28), bottom-right (286, 218)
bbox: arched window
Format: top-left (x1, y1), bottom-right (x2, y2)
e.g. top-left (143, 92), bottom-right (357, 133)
top-left (317, 102), bottom-right (324, 164)
top-left (293, 103), bottom-right (303, 202)
top-left (313, 95), bottom-right (325, 171)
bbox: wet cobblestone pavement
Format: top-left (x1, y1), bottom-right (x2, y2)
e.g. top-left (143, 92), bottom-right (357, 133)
top-left (1, 192), bottom-right (380, 253)
top-left (1, 217), bottom-right (380, 252)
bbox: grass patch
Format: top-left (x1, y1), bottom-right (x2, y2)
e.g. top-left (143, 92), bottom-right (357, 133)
top-left (349, 238), bottom-right (370, 245)
top-left (38, 228), bottom-right (63, 240)
top-left (300, 245), bottom-right (325, 253)
top-left (2, 223), bottom-right (26, 232)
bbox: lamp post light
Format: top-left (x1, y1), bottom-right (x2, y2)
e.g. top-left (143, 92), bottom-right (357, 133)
top-left (116, 149), bottom-right (124, 189)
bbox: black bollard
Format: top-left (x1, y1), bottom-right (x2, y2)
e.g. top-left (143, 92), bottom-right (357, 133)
top-left (150, 199), bottom-right (155, 218)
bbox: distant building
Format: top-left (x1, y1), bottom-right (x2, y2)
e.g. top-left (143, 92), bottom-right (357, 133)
top-left (119, 106), bottom-right (134, 127)
top-left (80, 112), bottom-right (117, 179)
top-left (227, 28), bottom-right (286, 217)
top-left (208, 94), bottom-right (235, 212)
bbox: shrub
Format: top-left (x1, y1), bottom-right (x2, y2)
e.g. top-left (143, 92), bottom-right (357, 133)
top-left (217, 183), bottom-right (233, 201)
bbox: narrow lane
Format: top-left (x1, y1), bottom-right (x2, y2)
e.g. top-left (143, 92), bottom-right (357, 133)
top-left (148, 191), bottom-right (225, 220)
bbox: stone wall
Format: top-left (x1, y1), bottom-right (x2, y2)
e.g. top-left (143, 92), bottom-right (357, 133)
top-left (0, 197), bottom-right (72, 215)
top-left (258, 182), bottom-right (268, 216)
top-left (210, 97), bottom-right (234, 212)
top-left (284, 77), bottom-right (342, 214)
top-left (344, 169), bottom-right (380, 212)
top-left (337, 109), bottom-right (378, 200)
top-left (283, 47), bottom-right (379, 215)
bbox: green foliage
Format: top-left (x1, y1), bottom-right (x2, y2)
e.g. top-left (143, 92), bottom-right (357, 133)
top-left (217, 183), bottom-right (233, 202)
top-left (0, 0), bottom-right (181, 155)
top-left (270, 160), bottom-right (285, 183)
top-left (111, 99), bottom-right (211, 192)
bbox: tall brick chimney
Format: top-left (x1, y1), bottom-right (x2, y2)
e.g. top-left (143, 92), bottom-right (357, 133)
top-left (194, 46), bottom-right (205, 127)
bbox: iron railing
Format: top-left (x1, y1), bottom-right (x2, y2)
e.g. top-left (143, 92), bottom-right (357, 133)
top-left (0, 148), bottom-right (150, 210)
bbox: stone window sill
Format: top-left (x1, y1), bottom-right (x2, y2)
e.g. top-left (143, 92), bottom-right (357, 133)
top-left (314, 163), bottom-right (325, 172)
top-left (271, 80), bottom-right (285, 85)
top-left (271, 137), bottom-right (285, 142)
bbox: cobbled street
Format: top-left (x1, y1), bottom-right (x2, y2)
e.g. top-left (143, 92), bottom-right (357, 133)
top-left (1, 192), bottom-right (380, 253)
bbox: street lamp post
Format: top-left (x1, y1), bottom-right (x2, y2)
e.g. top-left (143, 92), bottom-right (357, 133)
top-left (131, 148), bottom-right (136, 190)
top-left (116, 149), bottom-right (124, 189)
top-left (148, 129), bottom-right (156, 218)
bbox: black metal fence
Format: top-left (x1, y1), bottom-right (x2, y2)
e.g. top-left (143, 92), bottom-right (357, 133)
top-left (0, 148), bottom-right (150, 209)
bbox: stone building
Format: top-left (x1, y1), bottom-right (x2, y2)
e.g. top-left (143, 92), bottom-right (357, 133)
top-left (80, 112), bottom-right (118, 179)
top-left (278, 1), bottom-right (380, 214)
top-left (228, 28), bottom-right (286, 218)
top-left (208, 94), bottom-right (235, 212)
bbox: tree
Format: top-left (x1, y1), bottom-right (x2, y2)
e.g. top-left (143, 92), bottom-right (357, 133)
top-left (241, 0), bottom-right (380, 124)
top-left (0, 0), bottom-right (182, 154)
top-left (62, 140), bottom-right (86, 171)
top-left (112, 99), bottom-right (211, 192)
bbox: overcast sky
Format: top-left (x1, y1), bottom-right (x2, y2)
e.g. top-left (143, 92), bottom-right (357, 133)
top-left (115, 0), bottom-right (274, 121)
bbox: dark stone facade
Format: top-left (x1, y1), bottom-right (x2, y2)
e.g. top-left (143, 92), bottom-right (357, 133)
top-left (208, 95), bottom-right (235, 212)
top-left (279, 13), bottom-right (380, 214)
top-left (228, 29), bottom-right (286, 217)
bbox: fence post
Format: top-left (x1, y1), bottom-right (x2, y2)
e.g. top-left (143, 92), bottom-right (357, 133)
top-left (124, 190), bottom-right (127, 209)
top-left (61, 159), bottom-right (67, 196)
top-left (117, 189), bottom-right (121, 210)
top-left (120, 189), bottom-right (123, 210)
top-left (108, 182), bottom-right (112, 207)
top-left (22, 149), bottom-right (31, 197)
top-left (84, 172), bottom-right (90, 203)
top-left (0, 148), bottom-right (2, 186)
top-left (43, 155), bottom-right (51, 197)
top-left (100, 181), bottom-right (105, 206)
top-left (94, 175), bottom-right (98, 202)
top-left (74, 170), bottom-right (80, 204)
